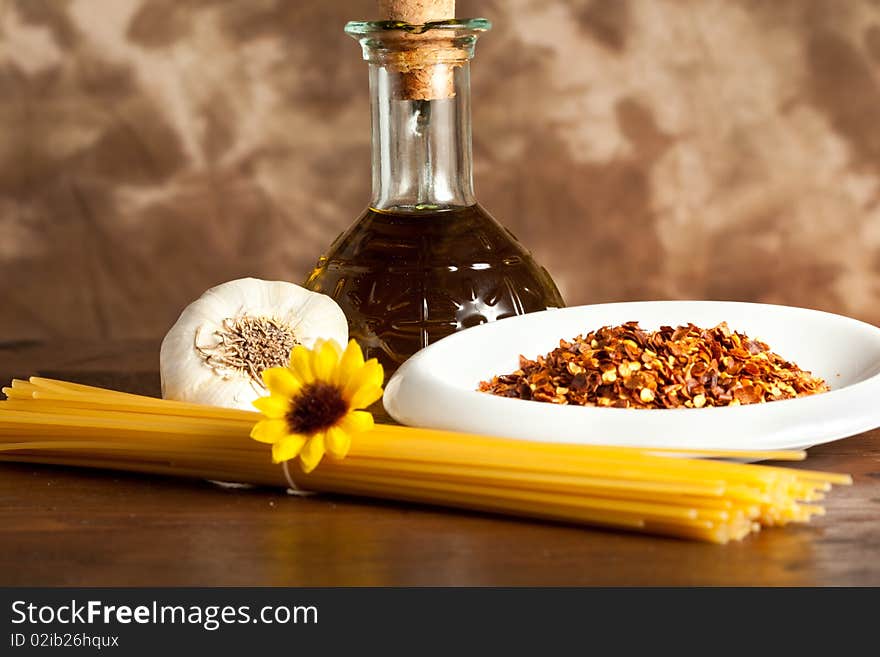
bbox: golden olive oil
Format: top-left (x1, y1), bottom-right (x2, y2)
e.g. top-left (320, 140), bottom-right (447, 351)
top-left (305, 204), bottom-right (564, 373)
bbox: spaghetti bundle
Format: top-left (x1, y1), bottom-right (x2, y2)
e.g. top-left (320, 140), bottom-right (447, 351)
top-left (0, 377), bottom-right (850, 544)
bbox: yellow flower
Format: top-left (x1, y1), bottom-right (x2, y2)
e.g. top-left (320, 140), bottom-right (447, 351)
top-left (249, 339), bottom-right (383, 472)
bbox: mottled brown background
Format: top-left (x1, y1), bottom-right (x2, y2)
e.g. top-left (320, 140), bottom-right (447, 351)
top-left (2, 0), bottom-right (880, 341)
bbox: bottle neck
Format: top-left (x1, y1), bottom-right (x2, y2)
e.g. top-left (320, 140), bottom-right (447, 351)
top-left (369, 62), bottom-right (476, 211)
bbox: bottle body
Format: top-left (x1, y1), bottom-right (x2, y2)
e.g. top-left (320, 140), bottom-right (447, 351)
top-left (306, 204), bottom-right (563, 372)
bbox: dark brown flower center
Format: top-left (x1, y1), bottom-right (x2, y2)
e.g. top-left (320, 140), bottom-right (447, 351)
top-left (286, 382), bottom-right (349, 435)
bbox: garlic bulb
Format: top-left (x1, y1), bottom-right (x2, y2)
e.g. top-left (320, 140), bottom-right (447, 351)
top-left (160, 278), bottom-right (348, 410)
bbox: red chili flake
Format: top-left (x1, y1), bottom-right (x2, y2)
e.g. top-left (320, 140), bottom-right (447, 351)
top-left (477, 322), bottom-right (829, 409)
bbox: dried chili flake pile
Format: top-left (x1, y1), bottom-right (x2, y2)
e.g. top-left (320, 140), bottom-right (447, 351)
top-left (478, 322), bottom-right (828, 409)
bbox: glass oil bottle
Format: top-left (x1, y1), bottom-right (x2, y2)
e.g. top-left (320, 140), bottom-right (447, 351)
top-left (305, 17), bottom-right (565, 374)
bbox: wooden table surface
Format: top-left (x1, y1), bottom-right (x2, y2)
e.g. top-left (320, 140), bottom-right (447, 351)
top-left (1, 340), bottom-right (878, 586)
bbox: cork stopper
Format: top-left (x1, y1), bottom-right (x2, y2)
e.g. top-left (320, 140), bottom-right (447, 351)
top-left (377, 0), bottom-right (458, 101)
top-left (378, 0), bottom-right (455, 24)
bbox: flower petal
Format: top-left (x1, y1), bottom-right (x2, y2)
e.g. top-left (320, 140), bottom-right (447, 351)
top-left (343, 359), bottom-right (385, 401)
top-left (311, 339), bottom-right (341, 382)
top-left (250, 419), bottom-right (289, 444)
top-left (349, 384), bottom-right (384, 410)
top-left (325, 426), bottom-right (351, 459)
top-left (336, 340), bottom-right (365, 385)
top-left (298, 433), bottom-right (326, 473)
top-left (252, 394), bottom-right (290, 419)
top-left (290, 345), bottom-right (314, 383)
top-left (262, 367), bottom-right (301, 398)
top-left (339, 410), bottom-right (374, 436)
top-left (272, 434), bottom-right (307, 463)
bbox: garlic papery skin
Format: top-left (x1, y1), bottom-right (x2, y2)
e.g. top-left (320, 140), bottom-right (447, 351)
top-left (160, 278), bottom-right (348, 410)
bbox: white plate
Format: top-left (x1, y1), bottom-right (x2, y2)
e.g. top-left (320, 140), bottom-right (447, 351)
top-left (383, 301), bottom-right (880, 451)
